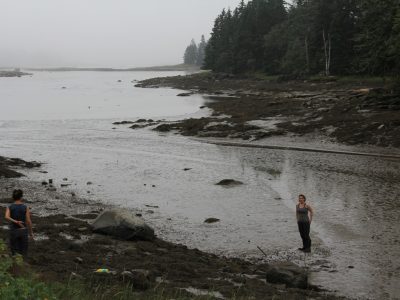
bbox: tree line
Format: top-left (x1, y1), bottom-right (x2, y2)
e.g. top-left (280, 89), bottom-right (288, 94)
top-left (183, 35), bottom-right (207, 66)
top-left (202, 0), bottom-right (400, 76)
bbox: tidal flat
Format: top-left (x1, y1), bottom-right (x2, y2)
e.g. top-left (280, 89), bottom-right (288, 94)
top-left (0, 71), bottom-right (399, 299)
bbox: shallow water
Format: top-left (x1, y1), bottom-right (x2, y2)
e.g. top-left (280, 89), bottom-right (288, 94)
top-left (0, 71), bottom-right (399, 299)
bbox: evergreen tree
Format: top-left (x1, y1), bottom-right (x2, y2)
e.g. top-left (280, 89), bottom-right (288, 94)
top-left (196, 35), bottom-right (207, 66)
top-left (355, 0), bottom-right (400, 75)
top-left (184, 39), bottom-right (198, 65)
top-left (202, 0), bottom-right (399, 76)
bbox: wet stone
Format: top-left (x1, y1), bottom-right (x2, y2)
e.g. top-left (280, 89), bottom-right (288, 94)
top-left (204, 218), bottom-right (220, 224)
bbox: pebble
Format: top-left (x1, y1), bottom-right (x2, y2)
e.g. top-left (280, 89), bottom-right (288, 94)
top-left (204, 218), bottom-right (220, 224)
top-left (74, 257), bottom-right (83, 264)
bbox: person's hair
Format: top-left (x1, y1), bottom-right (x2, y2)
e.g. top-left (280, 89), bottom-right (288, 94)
top-left (299, 194), bottom-right (306, 201)
top-left (12, 189), bottom-right (23, 201)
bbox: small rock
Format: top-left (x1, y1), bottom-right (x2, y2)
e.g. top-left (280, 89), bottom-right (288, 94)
top-left (146, 210), bottom-right (154, 214)
top-left (112, 121), bottom-right (134, 125)
top-left (152, 185), bottom-right (156, 188)
top-left (87, 191), bottom-right (91, 194)
top-left (129, 269), bottom-right (153, 290)
top-left (121, 270), bottom-right (133, 278)
top-left (47, 187), bottom-right (57, 192)
top-left (39, 171), bottom-right (48, 174)
top-left (216, 179), bottom-right (243, 187)
top-left (63, 178), bottom-right (68, 181)
top-left (348, 266), bottom-right (355, 269)
top-left (153, 124), bottom-right (171, 132)
top-left (87, 181), bottom-right (93, 185)
top-left (41, 181), bottom-right (48, 186)
top-left (45, 206), bottom-right (58, 211)
top-left (70, 272), bottom-right (83, 279)
top-left (183, 168), bottom-right (192, 171)
top-left (74, 257), bottom-right (83, 264)
top-left (177, 92), bottom-right (192, 97)
top-left (77, 227), bottom-right (87, 232)
top-left (71, 192), bottom-right (76, 197)
top-left (204, 218), bottom-right (220, 224)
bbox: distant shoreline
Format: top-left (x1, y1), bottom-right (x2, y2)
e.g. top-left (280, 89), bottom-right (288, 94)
top-left (24, 64), bottom-right (202, 72)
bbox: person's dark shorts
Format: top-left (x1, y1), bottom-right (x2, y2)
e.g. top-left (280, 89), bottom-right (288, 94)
top-left (9, 228), bottom-right (28, 256)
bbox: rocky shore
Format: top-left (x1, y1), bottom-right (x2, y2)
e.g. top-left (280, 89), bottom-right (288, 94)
top-left (0, 70), bottom-right (32, 78)
top-left (0, 156), bottom-right (345, 299)
top-left (135, 73), bottom-right (400, 148)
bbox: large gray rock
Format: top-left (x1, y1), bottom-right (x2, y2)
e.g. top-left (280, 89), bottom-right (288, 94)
top-left (91, 210), bottom-right (155, 240)
top-left (265, 262), bottom-right (308, 289)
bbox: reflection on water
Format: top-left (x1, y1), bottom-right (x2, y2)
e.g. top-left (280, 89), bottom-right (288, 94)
top-left (0, 71), bottom-right (399, 299)
top-left (0, 71), bottom-right (204, 120)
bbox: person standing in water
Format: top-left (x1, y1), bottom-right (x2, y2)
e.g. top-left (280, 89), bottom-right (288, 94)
top-left (5, 189), bottom-right (34, 256)
top-left (296, 194), bottom-right (313, 253)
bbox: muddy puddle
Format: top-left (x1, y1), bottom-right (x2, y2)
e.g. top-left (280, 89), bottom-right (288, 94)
top-left (1, 71), bottom-right (399, 299)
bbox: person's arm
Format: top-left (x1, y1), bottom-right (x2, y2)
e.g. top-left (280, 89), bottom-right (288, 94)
top-left (25, 207), bottom-right (34, 238)
top-left (307, 205), bottom-right (314, 223)
top-left (5, 207), bottom-right (25, 228)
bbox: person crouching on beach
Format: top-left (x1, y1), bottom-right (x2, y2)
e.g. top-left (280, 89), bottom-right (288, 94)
top-left (296, 194), bottom-right (313, 253)
top-left (5, 189), bottom-right (34, 256)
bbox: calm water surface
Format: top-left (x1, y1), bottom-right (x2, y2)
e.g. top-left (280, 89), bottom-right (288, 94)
top-left (0, 71), bottom-right (399, 299)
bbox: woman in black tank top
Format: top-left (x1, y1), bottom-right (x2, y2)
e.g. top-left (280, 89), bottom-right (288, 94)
top-left (296, 194), bottom-right (314, 253)
top-left (5, 189), bottom-right (34, 256)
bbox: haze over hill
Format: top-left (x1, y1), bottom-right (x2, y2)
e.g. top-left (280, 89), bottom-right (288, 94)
top-left (0, 0), bottom-right (246, 68)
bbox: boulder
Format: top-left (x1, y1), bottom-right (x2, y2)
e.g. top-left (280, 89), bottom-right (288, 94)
top-left (91, 210), bottom-right (155, 241)
top-left (265, 262), bottom-right (308, 289)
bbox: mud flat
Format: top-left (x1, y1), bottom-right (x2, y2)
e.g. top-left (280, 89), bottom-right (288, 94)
top-left (0, 156), bottom-right (345, 299)
top-left (136, 73), bottom-right (400, 149)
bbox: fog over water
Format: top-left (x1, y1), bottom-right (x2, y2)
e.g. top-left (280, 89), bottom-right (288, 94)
top-left (0, 0), bottom-right (246, 68)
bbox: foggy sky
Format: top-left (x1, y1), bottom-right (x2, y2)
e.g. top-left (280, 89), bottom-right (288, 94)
top-left (0, 0), bottom-right (246, 68)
